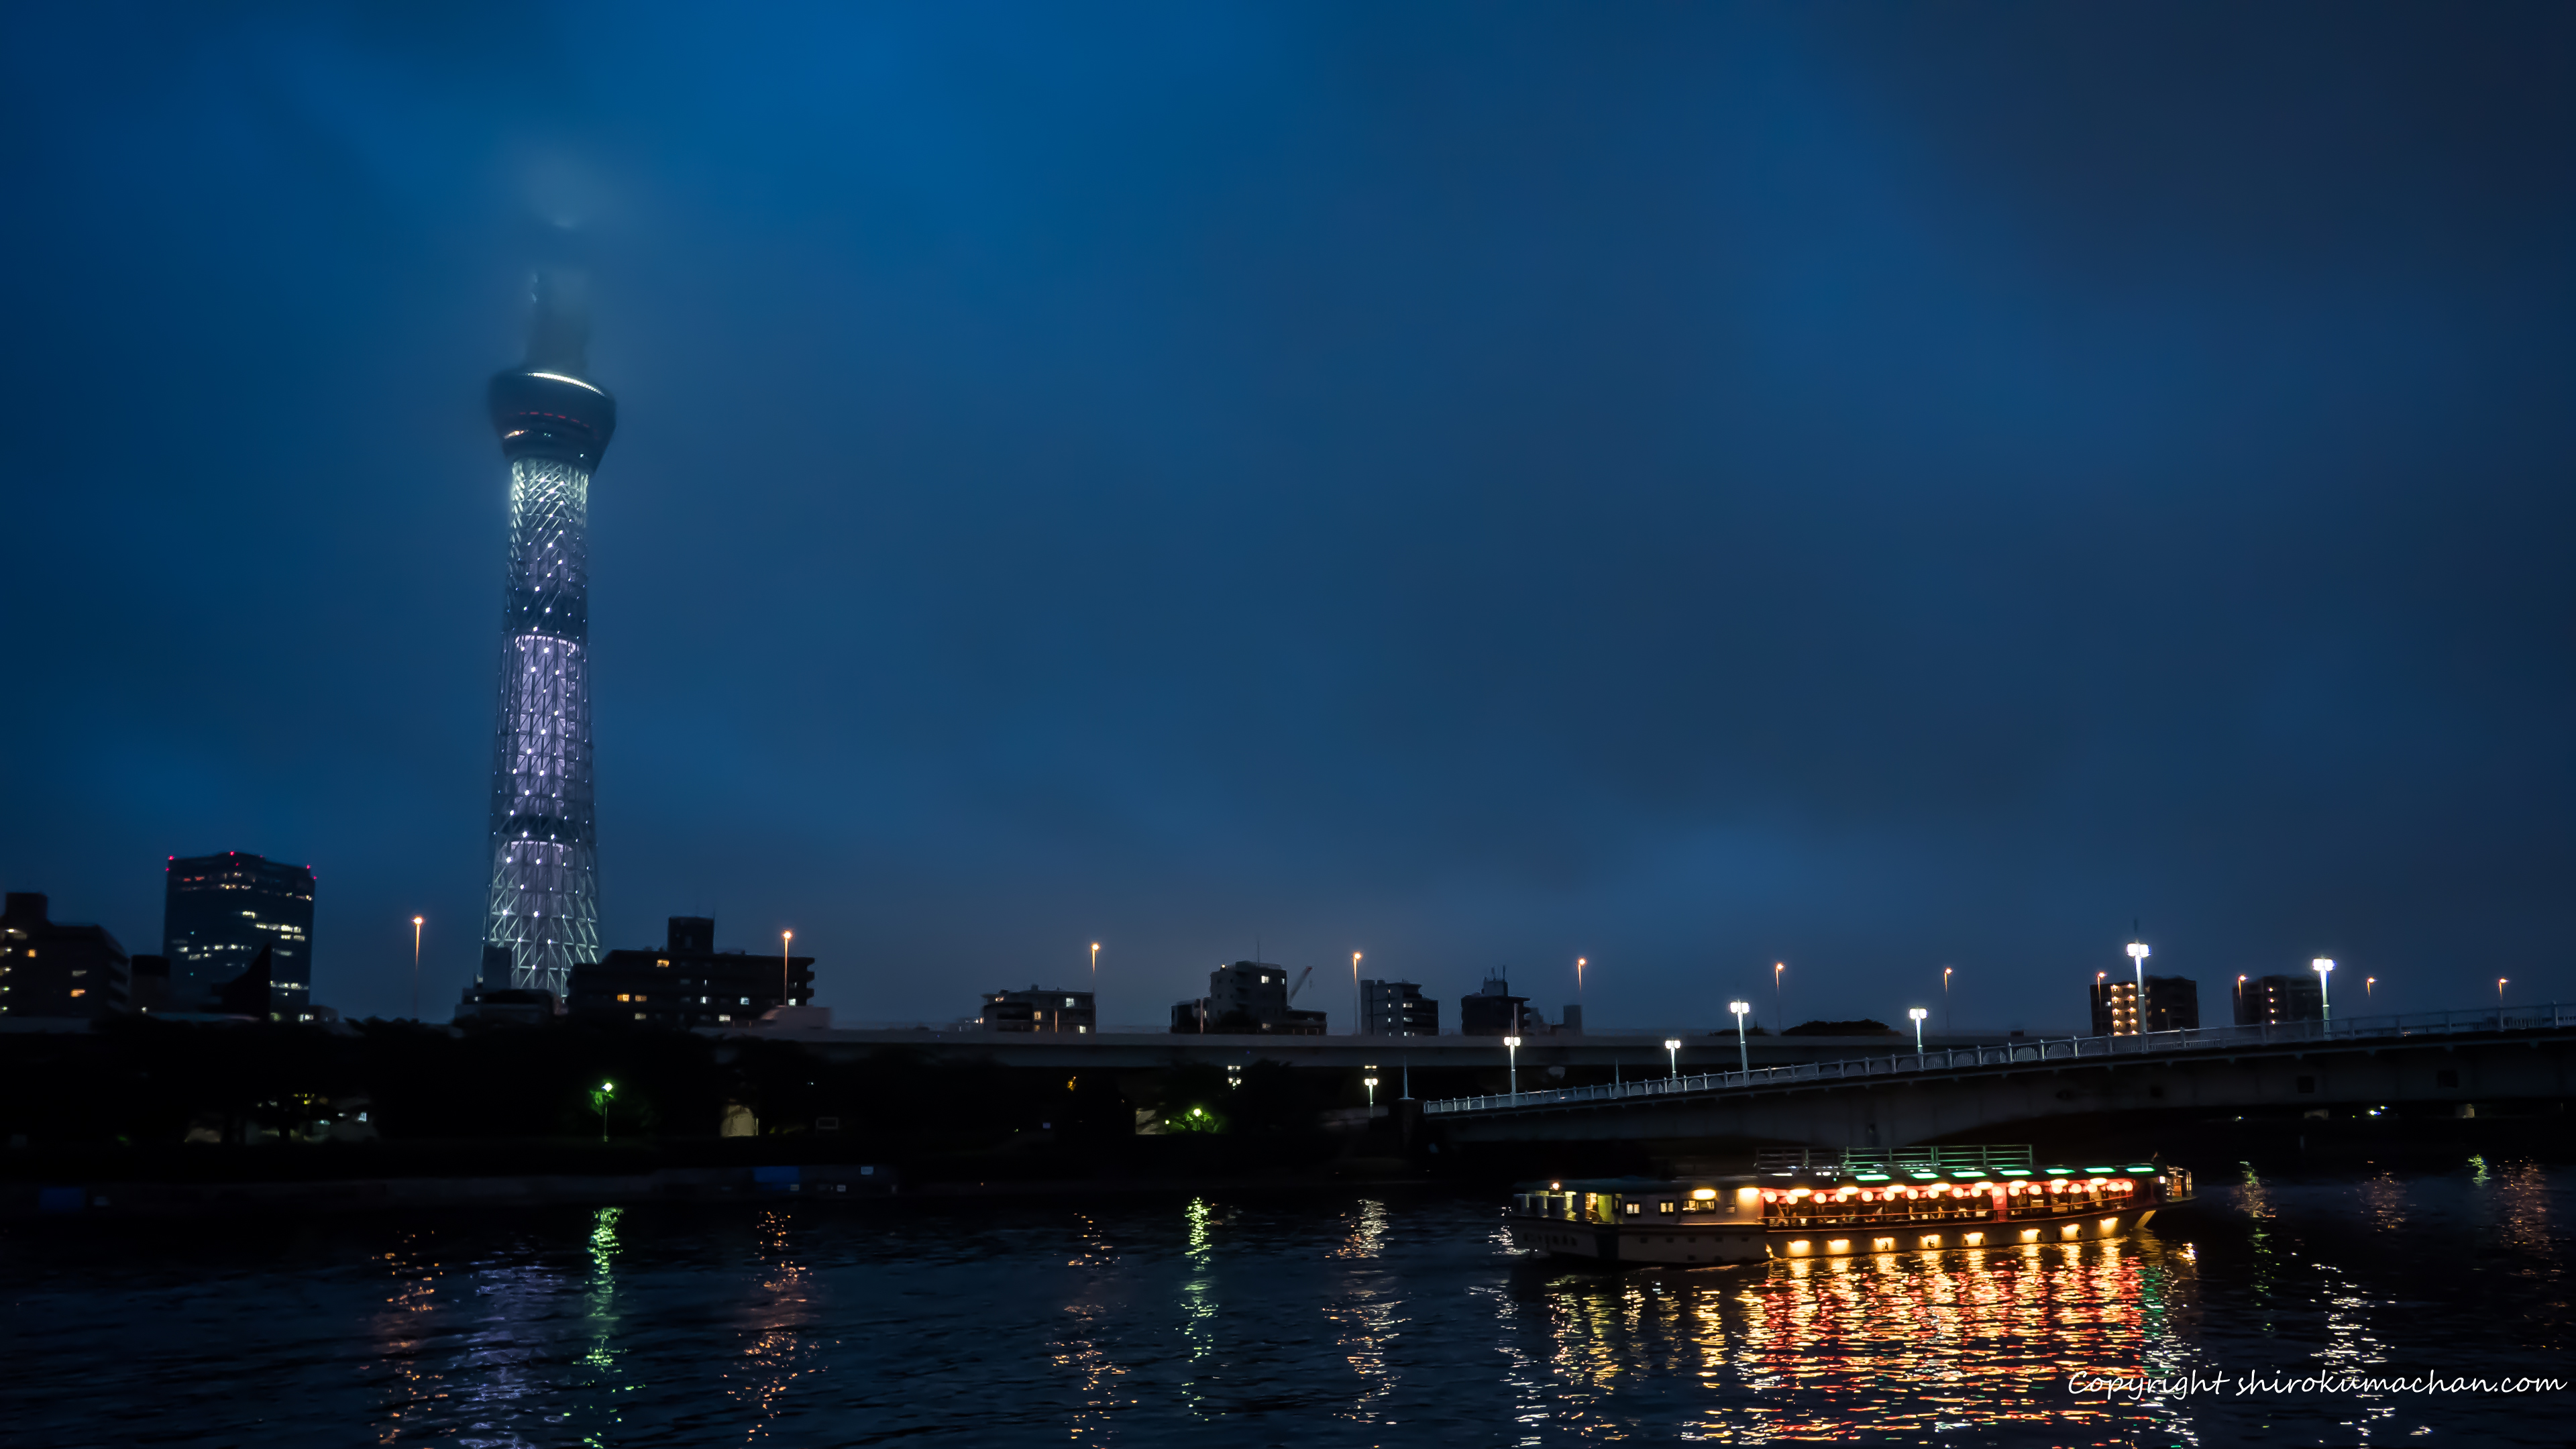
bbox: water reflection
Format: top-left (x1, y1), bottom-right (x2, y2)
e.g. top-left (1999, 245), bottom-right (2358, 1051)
top-left (731, 1209), bottom-right (816, 1438)
top-left (577, 1207), bottom-right (627, 1447)
top-left (1325, 1200), bottom-right (1403, 1421)
top-left (1051, 1212), bottom-right (1130, 1442)
top-left (1513, 1236), bottom-right (2196, 1444)
top-left (13, 1167), bottom-right (2569, 1448)
top-left (1178, 1197), bottom-right (1219, 1418)
top-left (372, 1230), bottom-right (447, 1444)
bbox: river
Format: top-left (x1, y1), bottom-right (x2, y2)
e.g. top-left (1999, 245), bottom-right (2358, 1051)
top-left (3, 1159), bottom-right (2565, 1445)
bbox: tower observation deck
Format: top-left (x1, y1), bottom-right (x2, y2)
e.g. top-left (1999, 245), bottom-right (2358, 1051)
top-left (480, 274), bottom-right (616, 997)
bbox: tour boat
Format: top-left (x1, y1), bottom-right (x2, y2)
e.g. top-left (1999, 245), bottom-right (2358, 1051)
top-left (1504, 1148), bottom-right (2194, 1267)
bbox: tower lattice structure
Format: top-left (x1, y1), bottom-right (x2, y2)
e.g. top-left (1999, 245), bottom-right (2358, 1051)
top-left (480, 276), bottom-right (617, 997)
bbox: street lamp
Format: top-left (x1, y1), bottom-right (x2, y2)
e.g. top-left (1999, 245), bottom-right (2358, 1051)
top-left (1091, 943), bottom-right (1099, 984)
top-left (1664, 1037), bottom-right (1681, 1079)
top-left (1774, 962), bottom-right (1784, 1028)
top-left (782, 930), bottom-right (795, 1009)
top-left (1363, 1068), bottom-right (1379, 1108)
top-left (1353, 951), bottom-right (1363, 1036)
top-left (1942, 966), bottom-right (1953, 1035)
top-left (1728, 1002), bottom-right (1750, 1073)
top-left (1907, 1006), bottom-right (1928, 1053)
top-left (1576, 956), bottom-right (1587, 995)
top-left (2127, 940), bottom-right (2150, 1030)
top-left (1504, 1035), bottom-right (1523, 1095)
top-left (2365, 975), bottom-right (2375, 1004)
top-left (411, 915), bottom-right (425, 1020)
top-left (2312, 958), bottom-right (2333, 1028)
top-left (592, 1079), bottom-right (617, 1142)
top-left (2237, 974), bottom-right (2248, 1020)
top-left (2498, 977), bottom-right (2509, 1010)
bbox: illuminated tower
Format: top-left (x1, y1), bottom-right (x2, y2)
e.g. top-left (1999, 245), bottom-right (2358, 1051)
top-left (479, 274), bottom-right (616, 997)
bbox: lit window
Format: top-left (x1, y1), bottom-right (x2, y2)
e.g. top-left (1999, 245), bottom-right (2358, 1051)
top-left (70, 989), bottom-right (85, 998)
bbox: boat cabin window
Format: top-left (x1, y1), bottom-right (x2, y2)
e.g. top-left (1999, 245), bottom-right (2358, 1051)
top-left (1621, 1200), bottom-right (1642, 1216)
top-left (1656, 1199), bottom-right (1676, 1215)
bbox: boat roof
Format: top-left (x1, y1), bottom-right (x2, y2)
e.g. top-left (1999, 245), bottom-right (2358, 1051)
top-left (1515, 1162), bottom-right (2162, 1193)
top-left (1515, 1175), bottom-right (1754, 1193)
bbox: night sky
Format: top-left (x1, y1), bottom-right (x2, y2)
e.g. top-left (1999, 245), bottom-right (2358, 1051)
top-left (4, 5), bottom-right (2571, 1032)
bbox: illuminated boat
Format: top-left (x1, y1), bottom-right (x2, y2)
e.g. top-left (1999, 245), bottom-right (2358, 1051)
top-left (1503, 1148), bottom-right (2194, 1267)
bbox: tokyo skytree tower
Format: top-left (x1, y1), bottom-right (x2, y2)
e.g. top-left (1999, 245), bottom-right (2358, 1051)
top-left (480, 274), bottom-right (616, 997)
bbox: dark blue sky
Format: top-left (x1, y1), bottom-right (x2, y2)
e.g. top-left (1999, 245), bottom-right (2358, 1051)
top-left (4, 4), bottom-right (2571, 1030)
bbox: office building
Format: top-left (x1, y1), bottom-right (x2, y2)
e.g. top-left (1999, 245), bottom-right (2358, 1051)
top-left (1460, 975), bottom-right (1533, 1036)
top-left (1360, 979), bottom-right (1439, 1036)
top-left (128, 954), bottom-right (170, 1012)
top-left (2235, 973), bottom-right (2324, 1026)
top-left (566, 916), bottom-right (813, 1028)
top-left (2090, 974), bottom-right (2199, 1035)
top-left (481, 272), bottom-right (616, 998)
top-left (1169, 961), bottom-right (1326, 1034)
top-left (0, 892), bottom-right (129, 1018)
top-left (163, 853), bottom-right (315, 1016)
top-left (979, 986), bottom-right (1097, 1033)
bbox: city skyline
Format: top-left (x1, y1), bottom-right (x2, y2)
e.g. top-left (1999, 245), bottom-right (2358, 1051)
top-left (4, 6), bottom-right (2571, 1028)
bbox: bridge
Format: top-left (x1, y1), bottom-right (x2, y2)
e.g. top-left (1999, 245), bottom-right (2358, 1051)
top-left (1421, 1003), bottom-right (2576, 1147)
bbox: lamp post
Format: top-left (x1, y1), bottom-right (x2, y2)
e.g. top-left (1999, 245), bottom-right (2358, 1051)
top-left (592, 1079), bottom-right (616, 1142)
top-left (2498, 977), bottom-right (2508, 1010)
top-left (2127, 939), bottom-right (2150, 1032)
top-left (1773, 961), bottom-right (1784, 1029)
top-left (1941, 966), bottom-right (1953, 1035)
top-left (2312, 958), bottom-right (2333, 1030)
top-left (410, 915), bottom-right (424, 1020)
top-left (1504, 1035), bottom-right (1522, 1095)
top-left (1091, 942), bottom-right (1099, 985)
top-left (1907, 1006), bottom-right (1928, 1054)
top-left (782, 930), bottom-right (795, 1009)
top-left (1729, 1002), bottom-right (1750, 1073)
top-left (1363, 1068), bottom-right (1378, 1108)
top-left (2365, 975), bottom-right (2375, 1004)
top-left (2237, 974), bottom-right (2247, 1021)
top-left (1352, 951), bottom-right (1363, 1036)
top-left (1664, 1037), bottom-right (1681, 1079)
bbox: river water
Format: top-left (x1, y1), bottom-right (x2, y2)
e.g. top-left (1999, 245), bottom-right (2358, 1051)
top-left (3, 1159), bottom-right (2567, 1446)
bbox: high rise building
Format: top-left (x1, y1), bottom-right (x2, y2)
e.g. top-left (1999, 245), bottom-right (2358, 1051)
top-left (480, 274), bottom-right (616, 998)
top-left (2235, 973), bottom-right (2323, 1026)
top-left (162, 853), bottom-right (314, 1016)
top-left (2090, 974), bottom-right (2199, 1035)
top-left (1168, 962), bottom-right (1327, 1034)
top-left (1, 892), bottom-right (129, 1018)
top-left (566, 917), bottom-right (813, 1028)
top-left (977, 986), bottom-right (1097, 1033)
top-left (1360, 979), bottom-right (1440, 1036)
top-left (1459, 975), bottom-right (1532, 1036)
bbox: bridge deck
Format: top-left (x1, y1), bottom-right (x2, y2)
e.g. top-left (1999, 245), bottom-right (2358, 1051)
top-left (1425, 1003), bottom-right (2572, 1117)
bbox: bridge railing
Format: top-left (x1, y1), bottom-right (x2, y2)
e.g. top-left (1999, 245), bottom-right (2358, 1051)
top-left (1421, 1000), bottom-right (2569, 1116)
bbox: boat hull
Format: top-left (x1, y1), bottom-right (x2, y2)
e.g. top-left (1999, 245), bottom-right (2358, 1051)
top-left (1507, 1208), bottom-right (2157, 1266)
